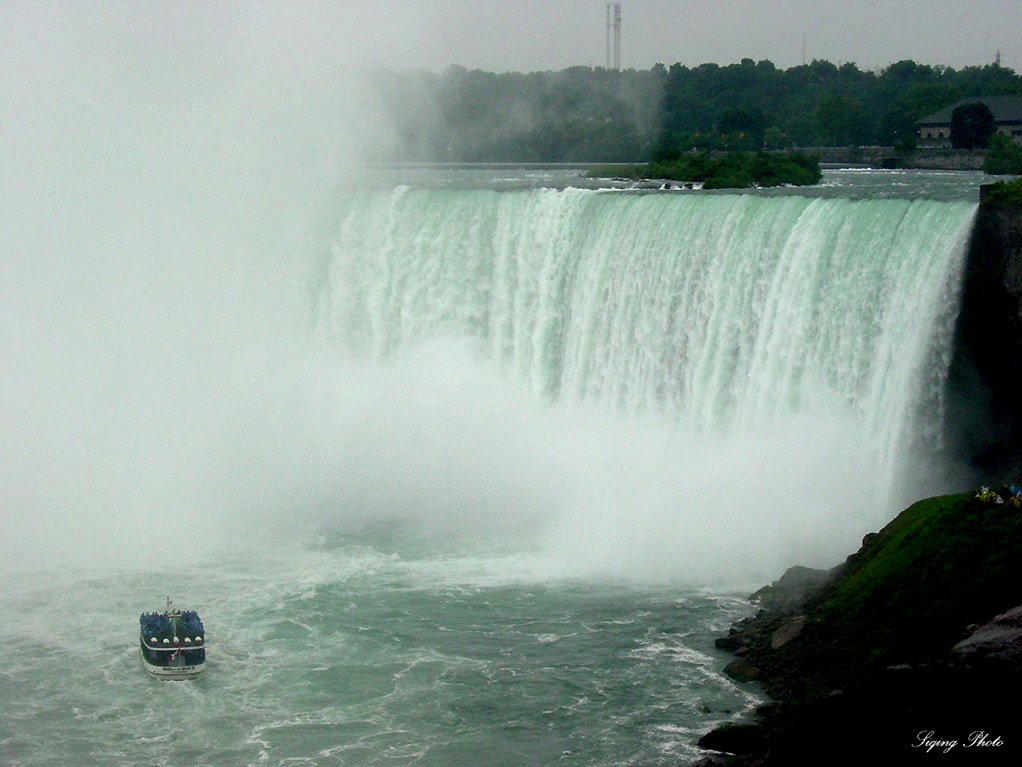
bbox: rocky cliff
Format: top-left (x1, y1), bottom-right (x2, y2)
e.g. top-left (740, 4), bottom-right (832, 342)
top-left (695, 490), bottom-right (1022, 767)
top-left (946, 185), bottom-right (1022, 484)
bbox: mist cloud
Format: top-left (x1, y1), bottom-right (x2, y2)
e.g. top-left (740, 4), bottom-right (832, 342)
top-left (0, 2), bottom-right (414, 573)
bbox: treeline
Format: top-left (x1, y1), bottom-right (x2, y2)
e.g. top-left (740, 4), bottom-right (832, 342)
top-left (372, 59), bottom-right (1022, 163)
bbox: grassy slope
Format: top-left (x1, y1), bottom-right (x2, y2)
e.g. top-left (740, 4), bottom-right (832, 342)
top-left (815, 492), bottom-right (1022, 665)
top-left (747, 491), bottom-right (1022, 708)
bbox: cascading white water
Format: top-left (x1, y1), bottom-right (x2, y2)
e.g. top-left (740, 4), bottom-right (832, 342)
top-left (326, 188), bottom-right (973, 482)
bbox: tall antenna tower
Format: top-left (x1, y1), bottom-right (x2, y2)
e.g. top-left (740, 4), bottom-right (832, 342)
top-left (606, 3), bottom-right (621, 70)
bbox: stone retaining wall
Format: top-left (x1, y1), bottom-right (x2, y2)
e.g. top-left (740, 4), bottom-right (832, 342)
top-left (798, 146), bottom-right (986, 170)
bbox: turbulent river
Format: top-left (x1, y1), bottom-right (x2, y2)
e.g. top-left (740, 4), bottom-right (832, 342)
top-left (0, 169), bottom-right (991, 766)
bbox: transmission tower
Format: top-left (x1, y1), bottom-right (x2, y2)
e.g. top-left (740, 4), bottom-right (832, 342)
top-left (606, 3), bottom-right (621, 70)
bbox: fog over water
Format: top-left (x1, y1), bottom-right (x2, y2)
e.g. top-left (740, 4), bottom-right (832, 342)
top-left (1, 2), bottom-right (402, 573)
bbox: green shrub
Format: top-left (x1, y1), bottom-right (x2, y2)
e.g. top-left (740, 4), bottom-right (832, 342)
top-left (983, 134), bottom-right (1022, 175)
top-left (981, 176), bottom-right (1022, 204)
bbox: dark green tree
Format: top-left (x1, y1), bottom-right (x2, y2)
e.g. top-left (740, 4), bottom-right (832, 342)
top-left (950, 102), bottom-right (997, 149)
top-left (814, 95), bottom-right (871, 146)
top-left (718, 107), bottom-right (769, 146)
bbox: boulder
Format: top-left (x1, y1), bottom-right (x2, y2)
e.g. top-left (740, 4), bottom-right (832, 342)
top-left (714, 633), bottom-right (745, 652)
top-left (751, 565), bottom-right (831, 612)
top-left (770, 615), bottom-right (806, 649)
top-left (723, 656), bottom-right (761, 682)
top-left (951, 603), bottom-right (1022, 666)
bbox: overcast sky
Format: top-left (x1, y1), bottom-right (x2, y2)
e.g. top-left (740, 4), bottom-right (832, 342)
top-left (350, 0), bottom-right (1021, 73)
top-left (4, 1), bottom-right (1021, 78)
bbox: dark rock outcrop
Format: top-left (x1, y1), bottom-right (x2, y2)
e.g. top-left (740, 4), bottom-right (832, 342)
top-left (696, 723), bottom-right (767, 756)
top-left (695, 491), bottom-right (1022, 767)
top-left (946, 189), bottom-right (1022, 484)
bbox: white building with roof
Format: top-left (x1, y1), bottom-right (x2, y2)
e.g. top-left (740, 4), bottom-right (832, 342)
top-left (917, 95), bottom-right (1022, 147)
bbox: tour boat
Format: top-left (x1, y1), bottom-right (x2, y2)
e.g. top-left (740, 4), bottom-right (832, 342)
top-left (139, 598), bottom-right (206, 679)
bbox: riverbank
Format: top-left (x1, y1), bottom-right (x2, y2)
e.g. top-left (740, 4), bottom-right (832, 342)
top-left (694, 489), bottom-right (1022, 766)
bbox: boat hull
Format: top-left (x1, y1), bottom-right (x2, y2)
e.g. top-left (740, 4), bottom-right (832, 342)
top-left (140, 648), bottom-right (206, 680)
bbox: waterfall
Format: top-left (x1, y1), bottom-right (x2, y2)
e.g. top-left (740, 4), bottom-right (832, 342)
top-left (329, 190), bottom-right (971, 451)
top-left (317, 186), bottom-right (976, 578)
